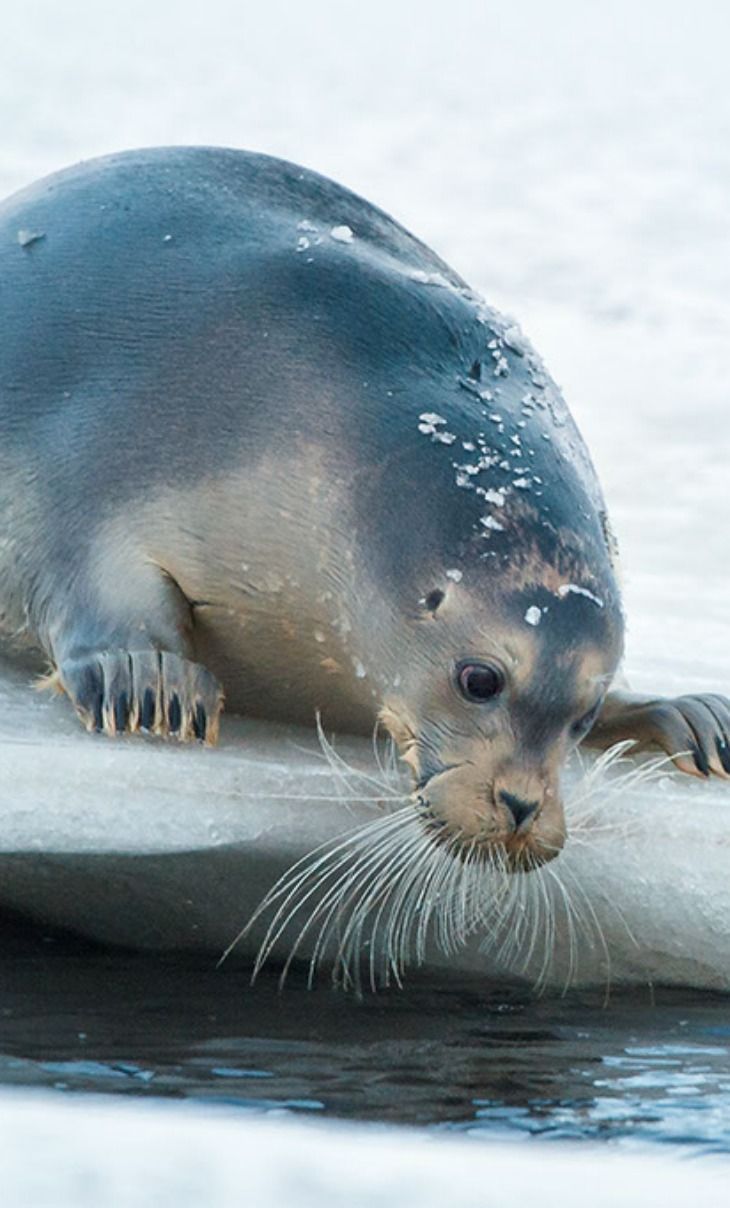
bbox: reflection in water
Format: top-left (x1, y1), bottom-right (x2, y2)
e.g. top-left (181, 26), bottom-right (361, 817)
top-left (1, 916), bottom-right (729, 1152)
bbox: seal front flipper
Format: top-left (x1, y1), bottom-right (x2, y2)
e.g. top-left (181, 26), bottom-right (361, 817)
top-left (583, 690), bottom-right (730, 779)
top-left (53, 650), bottom-right (224, 744)
top-left (37, 562), bottom-right (224, 744)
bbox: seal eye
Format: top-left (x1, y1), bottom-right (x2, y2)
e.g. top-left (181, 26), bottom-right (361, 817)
top-left (456, 661), bottom-right (504, 703)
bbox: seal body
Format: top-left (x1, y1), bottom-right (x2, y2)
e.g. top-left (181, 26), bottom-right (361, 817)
top-left (1, 147), bottom-right (727, 867)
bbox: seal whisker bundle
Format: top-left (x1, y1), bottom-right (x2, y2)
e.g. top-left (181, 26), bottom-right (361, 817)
top-left (271, 812), bottom-right (417, 988)
top-left (218, 806), bottom-right (409, 971)
top-left (543, 866), bottom-right (580, 992)
top-left (234, 738), bottom-right (666, 990)
top-left (359, 824), bottom-right (440, 988)
top-left (311, 818), bottom-right (426, 990)
top-left (526, 872), bottom-right (552, 988)
top-left (302, 715), bottom-right (408, 806)
top-left (555, 864), bottom-right (614, 996)
top-left (248, 810), bottom-right (413, 979)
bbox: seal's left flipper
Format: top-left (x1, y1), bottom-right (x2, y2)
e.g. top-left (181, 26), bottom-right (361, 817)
top-left (584, 690), bottom-right (730, 779)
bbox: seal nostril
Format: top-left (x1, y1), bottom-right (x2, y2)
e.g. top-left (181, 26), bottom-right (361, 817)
top-left (499, 790), bottom-right (539, 831)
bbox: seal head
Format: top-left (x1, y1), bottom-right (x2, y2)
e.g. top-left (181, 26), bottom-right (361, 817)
top-left (377, 524), bottom-right (623, 871)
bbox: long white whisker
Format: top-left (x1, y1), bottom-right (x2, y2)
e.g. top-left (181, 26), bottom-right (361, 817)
top-left (232, 807), bottom-right (412, 974)
top-left (277, 811), bottom-right (415, 987)
top-left (327, 822), bottom-right (427, 990)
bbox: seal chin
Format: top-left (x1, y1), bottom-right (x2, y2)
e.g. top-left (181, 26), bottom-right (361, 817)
top-left (498, 831), bottom-right (565, 872)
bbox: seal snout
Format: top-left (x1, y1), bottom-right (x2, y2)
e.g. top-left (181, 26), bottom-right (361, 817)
top-left (412, 754), bottom-right (565, 871)
top-left (498, 790), bottom-right (539, 833)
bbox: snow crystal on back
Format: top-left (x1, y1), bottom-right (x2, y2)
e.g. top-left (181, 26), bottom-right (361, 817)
top-left (503, 324), bottom-right (529, 356)
top-left (558, 584), bottom-right (605, 608)
top-left (410, 270), bottom-right (452, 288)
top-left (481, 488), bottom-right (506, 507)
top-left (330, 225), bottom-right (354, 243)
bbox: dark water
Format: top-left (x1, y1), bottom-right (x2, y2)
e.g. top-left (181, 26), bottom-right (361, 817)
top-left (1, 914), bottom-right (730, 1154)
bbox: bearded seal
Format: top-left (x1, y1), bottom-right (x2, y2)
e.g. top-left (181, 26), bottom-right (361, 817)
top-left (1, 146), bottom-right (728, 872)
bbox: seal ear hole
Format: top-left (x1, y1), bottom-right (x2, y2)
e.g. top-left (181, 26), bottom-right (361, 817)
top-left (424, 589), bottom-right (445, 613)
top-left (468, 360), bottom-right (482, 381)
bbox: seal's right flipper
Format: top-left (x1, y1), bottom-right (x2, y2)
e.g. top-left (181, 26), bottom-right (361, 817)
top-left (55, 650), bottom-right (224, 744)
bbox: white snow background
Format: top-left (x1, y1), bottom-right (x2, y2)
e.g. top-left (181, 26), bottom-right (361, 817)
top-left (0, 1), bottom-right (729, 1203)
top-left (2, 0), bottom-right (728, 692)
